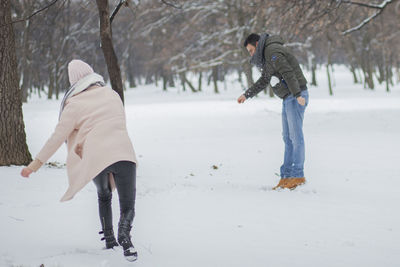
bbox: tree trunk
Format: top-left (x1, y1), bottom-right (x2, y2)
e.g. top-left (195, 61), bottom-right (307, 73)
top-left (0, 0), bottom-right (32, 165)
top-left (168, 75), bottom-right (175, 87)
top-left (365, 62), bottom-right (375, 90)
top-left (311, 60), bottom-right (317, 86)
top-left (212, 66), bottom-right (219, 94)
top-left (237, 69), bottom-right (243, 86)
top-left (377, 62), bottom-right (385, 84)
top-left (96, 0), bottom-right (124, 103)
top-left (55, 62), bottom-right (60, 100)
top-left (243, 62), bottom-right (254, 88)
top-left (180, 73), bottom-right (186, 91)
top-left (385, 53), bottom-right (391, 92)
top-left (331, 65), bottom-right (336, 87)
top-left (350, 65), bottom-right (359, 84)
top-left (386, 64), bottom-right (390, 92)
top-left (383, 47), bottom-right (391, 92)
top-left (198, 72), bottom-right (202, 92)
top-left (327, 64), bottom-right (333, 96)
top-left (20, 15), bottom-right (33, 103)
top-left (326, 36), bottom-right (333, 96)
top-left (129, 74), bottom-right (136, 88)
top-left (48, 66), bottom-right (54, 99)
top-left (268, 86), bottom-right (274, 97)
top-left (162, 73), bottom-right (167, 91)
top-left (361, 34), bottom-right (374, 90)
top-left (207, 72), bottom-right (212, 86)
top-left (127, 50), bottom-right (136, 88)
top-left (182, 73), bottom-right (198, 93)
top-left (145, 73), bottom-right (152, 85)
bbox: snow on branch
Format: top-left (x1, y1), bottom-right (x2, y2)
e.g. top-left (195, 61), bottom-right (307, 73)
top-left (285, 36), bottom-right (312, 49)
top-left (161, 0), bottom-right (182, 9)
top-left (139, 14), bottom-right (174, 36)
top-left (341, 0), bottom-right (393, 35)
top-left (340, 0), bottom-right (392, 9)
top-left (173, 50), bottom-right (237, 73)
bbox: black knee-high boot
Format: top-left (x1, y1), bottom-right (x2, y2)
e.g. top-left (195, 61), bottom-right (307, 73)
top-left (98, 194), bottom-right (119, 249)
top-left (118, 209), bottom-right (137, 260)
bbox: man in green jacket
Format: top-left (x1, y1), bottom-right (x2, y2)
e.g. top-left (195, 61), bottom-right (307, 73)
top-left (237, 33), bottom-right (309, 190)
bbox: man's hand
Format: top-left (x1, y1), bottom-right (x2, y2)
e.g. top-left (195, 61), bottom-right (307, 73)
top-left (21, 167), bottom-right (33, 178)
top-left (297, 96), bottom-right (306, 106)
top-left (237, 94), bottom-right (246, 104)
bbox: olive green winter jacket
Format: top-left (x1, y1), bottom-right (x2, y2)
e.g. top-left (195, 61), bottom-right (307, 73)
top-left (244, 35), bottom-right (307, 99)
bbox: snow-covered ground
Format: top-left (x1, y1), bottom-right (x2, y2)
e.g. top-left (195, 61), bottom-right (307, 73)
top-left (1, 66), bottom-right (400, 267)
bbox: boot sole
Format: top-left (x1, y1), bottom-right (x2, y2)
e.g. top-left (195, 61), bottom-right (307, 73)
top-left (125, 255), bottom-right (138, 262)
top-left (287, 182), bottom-right (306, 190)
top-left (125, 251), bottom-right (138, 262)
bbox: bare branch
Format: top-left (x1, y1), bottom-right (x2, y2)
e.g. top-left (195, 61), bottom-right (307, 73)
top-left (341, 0), bottom-right (393, 35)
top-left (161, 0), bottom-right (182, 9)
top-left (342, 9), bottom-right (382, 35)
top-left (0, 0), bottom-right (61, 28)
top-left (110, 0), bottom-right (127, 24)
top-left (340, 0), bottom-right (391, 9)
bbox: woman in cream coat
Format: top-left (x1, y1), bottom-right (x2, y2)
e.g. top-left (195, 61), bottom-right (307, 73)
top-left (21, 59), bottom-right (138, 261)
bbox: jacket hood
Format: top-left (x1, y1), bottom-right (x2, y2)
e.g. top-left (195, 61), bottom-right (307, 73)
top-left (265, 35), bottom-right (284, 47)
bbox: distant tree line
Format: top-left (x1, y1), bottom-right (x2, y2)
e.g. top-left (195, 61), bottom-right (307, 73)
top-left (11, 0), bottom-right (400, 101)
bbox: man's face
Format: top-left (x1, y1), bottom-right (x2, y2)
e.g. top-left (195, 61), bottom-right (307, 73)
top-left (246, 42), bottom-right (258, 57)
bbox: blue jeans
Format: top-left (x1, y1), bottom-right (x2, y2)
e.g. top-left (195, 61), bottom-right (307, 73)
top-left (280, 90), bottom-right (309, 178)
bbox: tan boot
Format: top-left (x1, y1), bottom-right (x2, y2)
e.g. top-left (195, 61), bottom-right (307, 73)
top-left (272, 178), bottom-right (289, 190)
top-left (283, 177), bottom-right (306, 190)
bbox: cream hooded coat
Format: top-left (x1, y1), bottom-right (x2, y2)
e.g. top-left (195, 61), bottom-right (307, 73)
top-left (28, 85), bottom-right (137, 202)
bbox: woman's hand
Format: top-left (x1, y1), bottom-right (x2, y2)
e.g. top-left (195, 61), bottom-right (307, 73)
top-left (21, 167), bottom-right (33, 178)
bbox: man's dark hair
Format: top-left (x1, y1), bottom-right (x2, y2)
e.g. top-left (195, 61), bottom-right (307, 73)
top-left (244, 33), bottom-right (260, 47)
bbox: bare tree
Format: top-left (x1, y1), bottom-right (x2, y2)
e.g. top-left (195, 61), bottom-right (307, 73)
top-left (96, 0), bottom-right (125, 103)
top-left (0, 0), bottom-right (32, 165)
top-left (8, 0), bottom-right (400, 97)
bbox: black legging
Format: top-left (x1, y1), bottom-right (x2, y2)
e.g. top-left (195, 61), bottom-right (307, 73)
top-left (93, 161), bottom-right (136, 231)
